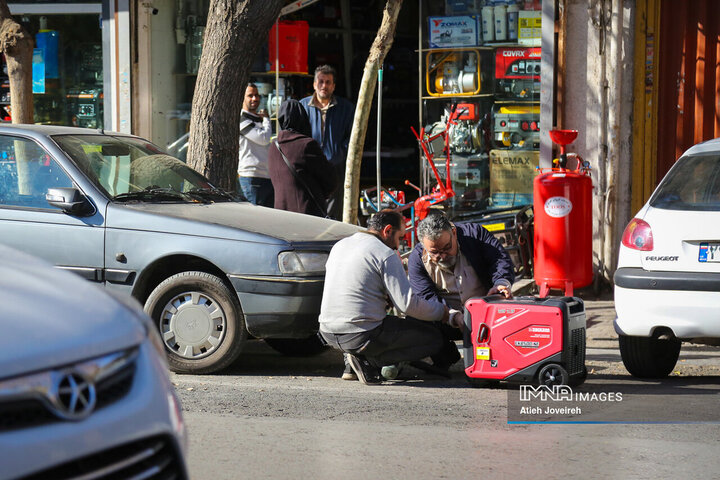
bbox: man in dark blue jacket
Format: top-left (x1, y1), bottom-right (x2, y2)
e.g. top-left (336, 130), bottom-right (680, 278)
top-left (408, 212), bottom-right (515, 314)
top-left (300, 65), bottom-right (354, 220)
top-left (407, 212), bottom-right (515, 371)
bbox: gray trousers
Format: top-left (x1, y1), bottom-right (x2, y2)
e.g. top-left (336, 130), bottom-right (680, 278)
top-left (321, 316), bottom-right (446, 368)
top-left (326, 164), bottom-right (345, 220)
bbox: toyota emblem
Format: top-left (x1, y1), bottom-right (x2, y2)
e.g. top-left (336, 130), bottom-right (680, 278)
top-left (50, 371), bottom-right (97, 420)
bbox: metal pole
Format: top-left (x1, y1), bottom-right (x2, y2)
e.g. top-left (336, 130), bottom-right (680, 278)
top-left (275, 18), bottom-right (280, 134)
top-left (376, 64), bottom-right (383, 210)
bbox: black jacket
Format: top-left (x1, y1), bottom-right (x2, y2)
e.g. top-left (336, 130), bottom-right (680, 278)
top-left (408, 222), bottom-right (515, 305)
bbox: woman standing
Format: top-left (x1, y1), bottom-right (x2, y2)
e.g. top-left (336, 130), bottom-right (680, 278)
top-left (268, 99), bottom-right (337, 217)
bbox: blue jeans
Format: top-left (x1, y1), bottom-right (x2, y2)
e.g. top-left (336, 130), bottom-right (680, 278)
top-left (238, 176), bottom-right (274, 207)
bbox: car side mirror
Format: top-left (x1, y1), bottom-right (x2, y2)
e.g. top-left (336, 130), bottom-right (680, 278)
top-left (46, 187), bottom-right (95, 216)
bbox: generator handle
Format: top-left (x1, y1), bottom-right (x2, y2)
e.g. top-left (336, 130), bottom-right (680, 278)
top-left (477, 323), bottom-right (489, 345)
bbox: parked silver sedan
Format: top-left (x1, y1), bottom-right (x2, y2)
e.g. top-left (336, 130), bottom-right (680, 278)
top-left (0, 244), bottom-right (188, 479)
top-left (0, 125), bottom-right (359, 374)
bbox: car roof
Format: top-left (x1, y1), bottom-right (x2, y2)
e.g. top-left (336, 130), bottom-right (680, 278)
top-left (0, 123), bottom-right (135, 139)
top-left (683, 137), bottom-right (720, 156)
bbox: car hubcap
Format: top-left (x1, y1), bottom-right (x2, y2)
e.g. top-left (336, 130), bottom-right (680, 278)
top-left (159, 291), bottom-right (226, 359)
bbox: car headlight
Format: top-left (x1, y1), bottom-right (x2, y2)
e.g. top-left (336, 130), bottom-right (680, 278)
top-left (278, 251), bottom-right (328, 275)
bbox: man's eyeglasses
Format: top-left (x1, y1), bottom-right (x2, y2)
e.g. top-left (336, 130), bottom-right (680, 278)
top-left (427, 234), bottom-right (455, 259)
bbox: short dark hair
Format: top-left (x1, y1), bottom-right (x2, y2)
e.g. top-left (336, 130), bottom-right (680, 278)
top-left (416, 211), bottom-right (453, 242)
top-left (247, 82), bottom-right (258, 90)
top-left (367, 209), bottom-right (404, 233)
top-left (314, 65), bottom-right (336, 83)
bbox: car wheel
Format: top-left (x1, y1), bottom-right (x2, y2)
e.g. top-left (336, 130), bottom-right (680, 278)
top-left (264, 335), bottom-right (327, 356)
top-left (537, 363), bottom-right (569, 386)
top-left (618, 334), bottom-right (681, 378)
top-left (144, 271), bottom-right (247, 374)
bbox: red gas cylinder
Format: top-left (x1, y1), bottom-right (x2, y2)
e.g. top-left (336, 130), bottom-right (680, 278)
top-left (533, 167), bottom-right (593, 297)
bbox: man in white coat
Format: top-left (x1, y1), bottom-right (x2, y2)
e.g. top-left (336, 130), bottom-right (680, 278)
top-left (238, 83), bottom-right (273, 207)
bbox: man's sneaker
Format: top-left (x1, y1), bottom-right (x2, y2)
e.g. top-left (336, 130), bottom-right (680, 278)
top-left (381, 363), bottom-right (404, 380)
top-left (347, 354), bottom-right (382, 385)
top-left (342, 362), bottom-right (358, 381)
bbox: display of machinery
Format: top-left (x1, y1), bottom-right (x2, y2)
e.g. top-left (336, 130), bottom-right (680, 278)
top-left (66, 44), bottom-right (104, 129)
top-left (426, 49), bottom-right (481, 97)
top-left (494, 46), bottom-right (540, 99)
top-left (492, 105), bottom-right (540, 149)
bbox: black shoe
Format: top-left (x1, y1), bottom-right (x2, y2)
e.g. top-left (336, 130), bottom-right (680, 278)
top-left (409, 360), bottom-right (452, 379)
top-left (431, 342), bottom-right (461, 371)
top-left (347, 354), bottom-right (382, 385)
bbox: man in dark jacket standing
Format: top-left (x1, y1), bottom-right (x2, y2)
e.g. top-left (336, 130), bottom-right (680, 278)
top-left (408, 212), bottom-right (516, 311)
top-left (268, 100), bottom-right (336, 217)
top-left (300, 65), bottom-right (354, 220)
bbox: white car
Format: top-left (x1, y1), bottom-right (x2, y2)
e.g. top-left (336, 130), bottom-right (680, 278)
top-left (0, 245), bottom-right (188, 479)
top-left (614, 138), bottom-right (720, 378)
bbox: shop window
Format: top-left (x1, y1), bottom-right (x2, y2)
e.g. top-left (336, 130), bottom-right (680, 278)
top-left (420, 0), bottom-right (542, 218)
top-left (0, 14), bottom-right (103, 127)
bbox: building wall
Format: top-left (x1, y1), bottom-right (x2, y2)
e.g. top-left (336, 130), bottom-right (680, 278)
top-left (560, 0), bottom-right (634, 284)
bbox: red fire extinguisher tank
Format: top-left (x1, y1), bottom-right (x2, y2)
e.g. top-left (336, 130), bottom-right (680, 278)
top-left (533, 169), bottom-right (592, 297)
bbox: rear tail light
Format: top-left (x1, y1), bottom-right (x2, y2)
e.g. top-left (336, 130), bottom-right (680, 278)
top-left (621, 218), bottom-right (654, 251)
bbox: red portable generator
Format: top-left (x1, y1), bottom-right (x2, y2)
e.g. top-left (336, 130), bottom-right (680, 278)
top-left (462, 296), bottom-right (587, 387)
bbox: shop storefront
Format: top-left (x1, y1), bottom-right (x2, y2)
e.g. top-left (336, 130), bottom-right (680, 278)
top-left (6, 0), bottom-right (131, 132)
top-left (133, 0), bottom-right (553, 204)
top-left (416, 0), bottom-right (546, 218)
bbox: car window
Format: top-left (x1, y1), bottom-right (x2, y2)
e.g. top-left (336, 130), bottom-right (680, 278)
top-left (0, 135), bottom-right (73, 209)
top-left (650, 155), bottom-right (720, 211)
top-left (51, 134), bottom-right (219, 200)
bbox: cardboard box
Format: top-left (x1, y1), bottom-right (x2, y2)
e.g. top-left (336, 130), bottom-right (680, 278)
top-left (518, 10), bottom-right (541, 46)
top-left (489, 149), bottom-right (539, 207)
top-left (445, 0), bottom-right (481, 16)
top-left (428, 16), bottom-right (479, 48)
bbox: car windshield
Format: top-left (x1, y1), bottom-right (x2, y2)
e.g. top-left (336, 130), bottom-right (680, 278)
top-left (51, 134), bottom-right (232, 202)
top-left (650, 154), bottom-right (720, 211)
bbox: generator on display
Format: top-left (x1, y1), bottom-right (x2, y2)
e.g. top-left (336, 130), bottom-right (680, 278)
top-left (495, 46), bottom-right (541, 99)
top-left (493, 105), bottom-right (540, 149)
top-left (463, 295), bottom-right (587, 387)
top-left (425, 49), bottom-right (481, 97)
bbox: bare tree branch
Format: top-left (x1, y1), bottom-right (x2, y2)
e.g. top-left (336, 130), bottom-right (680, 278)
top-left (342, 0), bottom-right (403, 224)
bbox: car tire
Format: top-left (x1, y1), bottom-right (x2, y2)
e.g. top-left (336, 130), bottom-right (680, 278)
top-left (264, 335), bottom-right (327, 356)
top-left (619, 334), bottom-right (681, 378)
top-left (144, 271), bottom-right (247, 374)
top-left (537, 363), bottom-right (569, 386)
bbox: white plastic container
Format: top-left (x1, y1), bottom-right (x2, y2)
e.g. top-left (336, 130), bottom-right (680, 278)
top-left (494, 4), bottom-right (507, 42)
top-left (481, 6), bottom-right (495, 42)
top-left (507, 3), bottom-right (519, 41)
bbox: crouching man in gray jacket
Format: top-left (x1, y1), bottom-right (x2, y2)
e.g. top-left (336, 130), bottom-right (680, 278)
top-left (319, 210), bottom-right (461, 384)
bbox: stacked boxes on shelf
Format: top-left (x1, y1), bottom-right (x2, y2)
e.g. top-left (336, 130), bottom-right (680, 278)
top-left (423, 0), bottom-right (542, 212)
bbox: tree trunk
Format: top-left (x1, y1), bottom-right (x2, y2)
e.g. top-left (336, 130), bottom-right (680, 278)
top-left (187, 0), bottom-right (284, 191)
top-left (0, 0), bottom-right (34, 124)
top-left (342, 0), bottom-right (403, 224)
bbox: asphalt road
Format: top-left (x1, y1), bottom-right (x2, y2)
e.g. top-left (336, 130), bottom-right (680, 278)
top-left (172, 294), bottom-right (720, 479)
